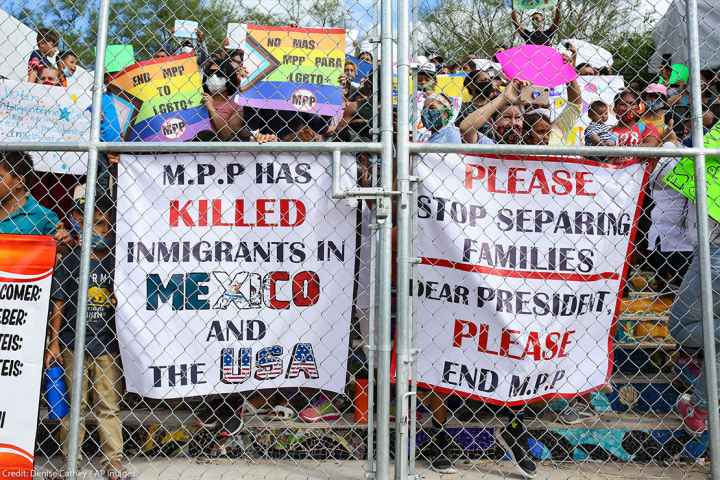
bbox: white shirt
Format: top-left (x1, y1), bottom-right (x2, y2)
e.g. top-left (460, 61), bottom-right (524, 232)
top-left (647, 142), bottom-right (694, 252)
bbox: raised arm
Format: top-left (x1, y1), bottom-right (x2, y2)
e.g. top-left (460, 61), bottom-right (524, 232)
top-left (460, 80), bottom-right (522, 143)
top-left (511, 10), bottom-right (523, 35)
top-left (552, 2), bottom-right (562, 31)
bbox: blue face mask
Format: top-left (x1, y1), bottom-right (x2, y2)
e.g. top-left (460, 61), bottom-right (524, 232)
top-left (90, 233), bottom-right (114, 251)
top-left (422, 107), bottom-right (450, 132)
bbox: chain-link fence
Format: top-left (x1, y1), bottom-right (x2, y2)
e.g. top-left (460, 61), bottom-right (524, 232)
top-left (0, 0), bottom-right (719, 479)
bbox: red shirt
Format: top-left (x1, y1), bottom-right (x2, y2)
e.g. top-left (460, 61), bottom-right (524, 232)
top-left (612, 121), bottom-right (659, 147)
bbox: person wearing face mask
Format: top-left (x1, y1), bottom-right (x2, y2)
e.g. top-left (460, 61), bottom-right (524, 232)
top-left (611, 90), bottom-right (661, 152)
top-left (203, 61), bottom-right (246, 141)
top-left (416, 62), bottom-right (437, 93)
top-left (421, 94), bottom-right (461, 144)
top-left (455, 70), bottom-right (498, 131)
top-left (641, 83), bottom-right (669, 139)
top-left (162, 27), bottom-right (209, 68)
top-left (57, 51), bottom-right (78, 87)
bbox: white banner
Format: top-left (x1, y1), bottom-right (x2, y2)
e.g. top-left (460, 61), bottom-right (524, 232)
top-left (0, 78), bottom-right (91, 174)
top-left (412, 154), bottom-right (649, 405)
top-left (0, 235), bottom-right (56, 478)
top-left (115, 153), bottom-right (358, 398)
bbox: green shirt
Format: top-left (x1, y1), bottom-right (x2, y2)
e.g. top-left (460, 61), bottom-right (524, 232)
top-left (0, 195), bottom-right (58, 235)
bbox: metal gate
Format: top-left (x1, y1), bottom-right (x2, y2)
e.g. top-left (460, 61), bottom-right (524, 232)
top-left (0, 0), bottom-right (719, 478)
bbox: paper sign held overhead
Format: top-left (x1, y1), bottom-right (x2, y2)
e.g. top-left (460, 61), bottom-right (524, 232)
top-left (496, 44), bottom-right (577, 88)
top-left (226, 23), bottom-right (247, 49)
top-left (104, 44), bottom-right (135, 73)
top-left (174, 20), bottom-right (198, 39)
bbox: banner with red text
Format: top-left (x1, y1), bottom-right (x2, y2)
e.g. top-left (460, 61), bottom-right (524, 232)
top-left (412, 154), bottom-right (649, 405)
top-left (115, 153), bottom-right (357, 398)
top-left (0, 235), bottom-right (56, 479)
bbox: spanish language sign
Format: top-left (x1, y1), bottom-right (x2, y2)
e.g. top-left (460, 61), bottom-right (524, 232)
top-left (0, 79), bottom-right (91, 174)
top-left (664, 121), bottom-right (720, 222)
top-left (115, 153), bottom-right (357, 398)
top-left (0, 235), bottom-right (57, 479)
top-left (235, 24), bottom-right (345, 117)
top-left (410, 154), bottom-right (649, 405)
top-left (107, 53), bottom-right (211, 142)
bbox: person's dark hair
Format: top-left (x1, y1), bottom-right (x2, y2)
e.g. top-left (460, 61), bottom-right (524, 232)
top-left (576, 62), bottom-right (593, 71)
top-left (59, 50), bottom-right (77, 62)
top-left (204, 53), bottom-right (239, 96)
top-left (228, 49), bottom-right (244, 62)
top-left (0, 151), bottom-right (34, 182)
top-left (95, 195), bottom-right (115, 216)
top-left (36, 28), bottom-right (59, 46)
top-left (589, 100), bottom-right (608, 114)
top-left (523, 111), bottom-right (550, 133)
top-left (464, 70), bottom-right (495, 98)
top-left (614, 89), bottom-right (638, 106)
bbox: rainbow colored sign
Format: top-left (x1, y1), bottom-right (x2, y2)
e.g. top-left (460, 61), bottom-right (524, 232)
top-left (235, 24), bottom-right (345, 117)
top-left (107, 54), bottom-right (211, 142)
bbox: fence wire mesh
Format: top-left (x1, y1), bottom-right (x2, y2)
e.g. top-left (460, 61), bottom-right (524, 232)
top-left (0, 0), bottom-right (718, 479)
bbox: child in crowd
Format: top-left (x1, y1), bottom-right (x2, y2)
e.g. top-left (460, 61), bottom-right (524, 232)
top-left (584, 100), bottom-right (618, 147)
top-left (46, 194), bottom-right (131, 479)
top-left (28, 28), bottom-right (59, 83)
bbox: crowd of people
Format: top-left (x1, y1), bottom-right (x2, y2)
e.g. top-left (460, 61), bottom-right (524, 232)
top-left (1, 2), bottom-right (720, 478)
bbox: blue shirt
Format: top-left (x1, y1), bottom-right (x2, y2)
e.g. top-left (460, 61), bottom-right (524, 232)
top-left (428, 126), bottom-right (462, 144)
top-left (0, 195), bottom-right (58, 235)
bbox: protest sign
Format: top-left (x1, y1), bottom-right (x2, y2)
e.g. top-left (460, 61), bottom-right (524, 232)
top-left (497, 45), bottom-right (577, 88)
top-left (549, 75), bottom-right (625, 145)
top-left (226, 23), bottom-right (247, 49)
top-left (413, 74), bottom-right (466, 140)
top-left (512, 0), bottom-right (558, 10)
top-left (107, 54), bottom-right (211, 142)
top-left (115, 153), bottom-right (358, 398)
top-left (104, 44), bottom-right (136, 73)
top-left (0, 235), bottom-right (56, 479)
top-left (234, 24), bottom-right (345, 117)
top-left (174, 19), bottom-right (198, 39)
top-left (664, 121), bottom-right (720, 222)
top-left (0, 79), bottom-right (91, 174)
top-left (410, 154), bottom-right (649, 405)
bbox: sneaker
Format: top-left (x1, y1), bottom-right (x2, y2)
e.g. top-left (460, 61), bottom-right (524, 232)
top-left (430, 454), bottom-right (457, 474)
top-left (557, 402), bottom-right (597, 425)
top-left (684, 405), bottom-right (709, 436)
top-left (676, 394), bottom-right (693, 419)
top-left (299, 396), bottom-right (341, 422)
top-left (497, 420), bottom-right (537, 479)
top-left (426, 429), bottom-right (457, 474)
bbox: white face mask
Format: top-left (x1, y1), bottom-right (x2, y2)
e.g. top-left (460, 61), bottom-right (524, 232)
top-left (206, 75), bottom-right (227, 95)
top-left (181, 46), bottom-right (194, 54)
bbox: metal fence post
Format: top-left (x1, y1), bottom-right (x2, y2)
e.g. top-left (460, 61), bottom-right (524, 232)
top-left (394, 0), bottom-right (412, 474)
top-left (375, 0), bottom-right (395, 476)
top-left (65, 0), bottom-right (111, 477)
top-left (686, 0), bottom-right (720, 477)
